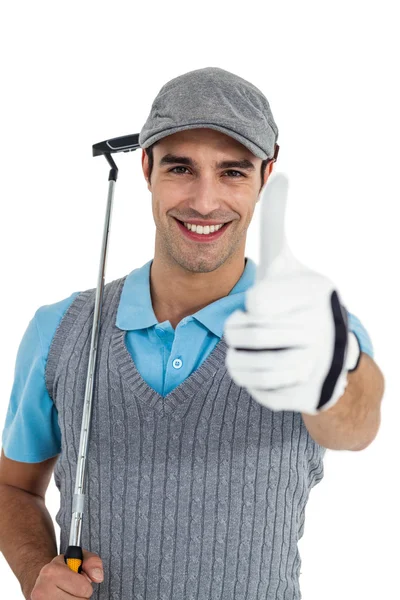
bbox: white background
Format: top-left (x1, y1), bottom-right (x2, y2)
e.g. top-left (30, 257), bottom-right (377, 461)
top-left (0, 1), bottom-right (398, 598)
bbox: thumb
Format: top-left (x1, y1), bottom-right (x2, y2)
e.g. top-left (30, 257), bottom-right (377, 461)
top-left (81, 549), bottom-right (104, 582)
top-left (257, 171), bottom-right (290, 282)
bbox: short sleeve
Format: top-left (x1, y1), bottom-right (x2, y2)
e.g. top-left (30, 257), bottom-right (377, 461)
top-left (1, 312), bottom-right (62, 463)
top-left (347, 311), bottom-right (374, 359)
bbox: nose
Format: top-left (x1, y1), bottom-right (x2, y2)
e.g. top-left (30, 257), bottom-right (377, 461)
top-left (186, 175), bottom-right (222, 216)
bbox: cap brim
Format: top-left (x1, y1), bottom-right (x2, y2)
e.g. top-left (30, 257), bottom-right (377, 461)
top-left (140, 123), bottom-right (269, 159)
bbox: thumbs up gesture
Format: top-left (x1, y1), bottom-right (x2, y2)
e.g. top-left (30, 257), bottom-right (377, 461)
top-left (224, 172), bottom-right (361, 415)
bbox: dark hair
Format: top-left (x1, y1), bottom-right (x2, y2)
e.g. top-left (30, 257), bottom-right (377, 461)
top-left (145, 143), bottom-right (273, 191)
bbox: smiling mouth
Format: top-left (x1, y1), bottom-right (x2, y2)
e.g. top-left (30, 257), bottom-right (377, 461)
top-left (173, 217), bottom-right (231, 241)
top-left (174, 218), bottom-right (230, 230)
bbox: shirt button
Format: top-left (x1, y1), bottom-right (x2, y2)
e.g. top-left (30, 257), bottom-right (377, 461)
top-left (172, 358), bottom-right (183, 369)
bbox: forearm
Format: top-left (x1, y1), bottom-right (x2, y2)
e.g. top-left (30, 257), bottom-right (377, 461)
top-left (302, 353), bottom-right (384, 451)
top-left (0, 483), bottom-right (58, 599)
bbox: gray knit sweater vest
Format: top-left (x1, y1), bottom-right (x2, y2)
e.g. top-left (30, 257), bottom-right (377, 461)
top-left (45, 276), bottom-right (326, 600)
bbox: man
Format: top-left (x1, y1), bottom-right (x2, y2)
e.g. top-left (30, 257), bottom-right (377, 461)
top-left (0, 67), bottom-right (384, 599)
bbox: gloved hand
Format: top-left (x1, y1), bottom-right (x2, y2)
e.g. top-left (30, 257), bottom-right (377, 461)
top-left (224, 173), bottom-right (361, 416)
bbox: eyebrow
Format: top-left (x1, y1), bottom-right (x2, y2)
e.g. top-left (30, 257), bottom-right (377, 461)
top-left (159, 153), bottom-right (256, 171)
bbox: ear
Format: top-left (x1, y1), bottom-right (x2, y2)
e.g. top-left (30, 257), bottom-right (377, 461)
top-left (257, 161), bottom-right (275, 201)
top-left (141, 149), bottom-right (151, 190)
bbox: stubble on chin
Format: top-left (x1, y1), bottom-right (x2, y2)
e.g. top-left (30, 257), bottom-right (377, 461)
top-left (160, 222), bottom-right (244, 274)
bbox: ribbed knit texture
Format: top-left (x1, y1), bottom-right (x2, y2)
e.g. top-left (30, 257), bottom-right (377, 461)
top-left (45, 276), bottom-right (326, 600)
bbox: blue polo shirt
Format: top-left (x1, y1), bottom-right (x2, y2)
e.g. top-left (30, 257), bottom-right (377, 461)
top-left (1, 257), bottom-right (374, 463)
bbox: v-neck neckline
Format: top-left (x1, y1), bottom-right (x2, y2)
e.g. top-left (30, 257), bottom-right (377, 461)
top-left (111, 326), bottom-right (228, 417)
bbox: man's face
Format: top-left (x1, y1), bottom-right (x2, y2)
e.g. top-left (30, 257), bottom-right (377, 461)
top-left (142, 128), bottom-right (273, 273)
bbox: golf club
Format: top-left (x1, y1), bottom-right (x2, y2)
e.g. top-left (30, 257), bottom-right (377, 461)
top-left (64, 133), bottom-right (140, 573)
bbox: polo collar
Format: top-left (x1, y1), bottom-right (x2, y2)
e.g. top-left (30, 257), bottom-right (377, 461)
top-left (116, 260), bottom-right (158, 331)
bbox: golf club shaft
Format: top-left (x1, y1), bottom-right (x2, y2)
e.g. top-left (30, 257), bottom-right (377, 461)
top-left (64, 171), bottom-right (117, 573)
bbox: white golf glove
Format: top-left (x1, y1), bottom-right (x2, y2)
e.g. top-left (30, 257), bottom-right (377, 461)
top-left (224, 173), bottom-right (361, 416)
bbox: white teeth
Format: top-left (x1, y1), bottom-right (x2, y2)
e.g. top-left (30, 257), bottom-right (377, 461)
top-left (183, 222), bottom-right (225, 234)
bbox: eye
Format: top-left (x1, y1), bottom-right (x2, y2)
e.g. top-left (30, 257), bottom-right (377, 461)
top-left (170, 166), bottom-right (190, 174)
top-left (224, 170), bottom-right (245, 178)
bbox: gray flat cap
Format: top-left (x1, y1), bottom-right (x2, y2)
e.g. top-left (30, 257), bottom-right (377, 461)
top-left (139, 67), bottom-right (279, 160)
